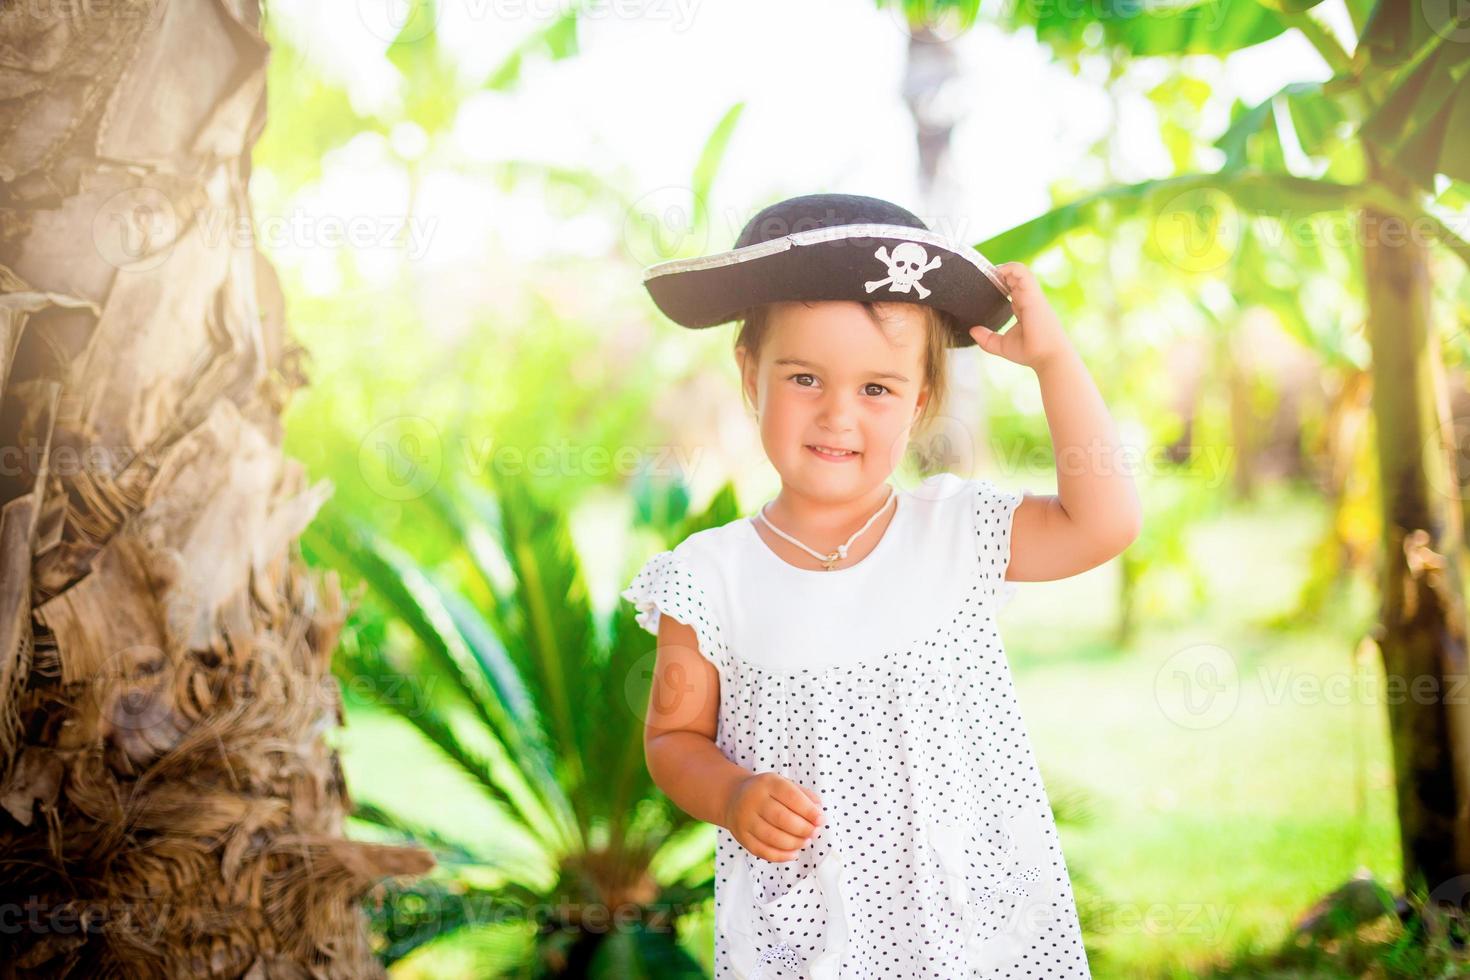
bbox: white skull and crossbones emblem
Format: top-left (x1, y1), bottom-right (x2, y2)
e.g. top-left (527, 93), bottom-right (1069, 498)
top-left (864, 241), bottom-right (942, 298)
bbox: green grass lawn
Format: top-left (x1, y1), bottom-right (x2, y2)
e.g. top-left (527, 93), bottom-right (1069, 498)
top-left (1009, 478), bottom-right (1397, 977)
top-left (334, 476), bottom-right (1402, 978)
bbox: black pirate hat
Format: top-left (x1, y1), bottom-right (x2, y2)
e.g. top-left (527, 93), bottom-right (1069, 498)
top-left (641, 192), bottom-right (1014, 348)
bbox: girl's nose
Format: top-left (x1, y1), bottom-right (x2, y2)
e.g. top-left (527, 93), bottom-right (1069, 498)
top-left (817, 392), bottom-right (858, 429)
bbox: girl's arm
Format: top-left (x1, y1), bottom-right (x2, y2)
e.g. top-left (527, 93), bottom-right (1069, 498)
top-left (643, 614), bottom-right (824, 860)
top-left (969, 261), bottom-right (1143, 582)
top-left (643, 615), bottom-right (745, 828)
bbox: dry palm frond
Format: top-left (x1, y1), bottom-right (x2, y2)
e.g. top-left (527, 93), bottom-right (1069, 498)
top-left (0, 2), bottom-right (432, 976)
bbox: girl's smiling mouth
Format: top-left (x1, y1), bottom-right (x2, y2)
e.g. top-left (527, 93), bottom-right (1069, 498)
top-left (806, 444), bottom-right (861, 461)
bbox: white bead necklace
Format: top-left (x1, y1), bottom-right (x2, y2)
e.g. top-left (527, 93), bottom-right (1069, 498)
top-left (754, 485), bottom-right (897, 571)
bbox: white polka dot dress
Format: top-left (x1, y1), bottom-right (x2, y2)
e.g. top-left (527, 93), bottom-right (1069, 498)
top-left (622, 474), bottom-right (1092, 978)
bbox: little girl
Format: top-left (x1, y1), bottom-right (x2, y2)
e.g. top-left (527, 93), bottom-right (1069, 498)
top-left (623, 193), bottom-right (1138, 978)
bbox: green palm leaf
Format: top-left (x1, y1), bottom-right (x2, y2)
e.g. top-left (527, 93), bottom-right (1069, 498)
top-left (321, 470), bottom-right (728, 971)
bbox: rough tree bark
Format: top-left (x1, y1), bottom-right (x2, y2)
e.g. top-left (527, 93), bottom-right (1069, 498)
top-left (0, 1), bottom-right (432, 975)
top-left (1361, 148), bottom-right (1470, 904)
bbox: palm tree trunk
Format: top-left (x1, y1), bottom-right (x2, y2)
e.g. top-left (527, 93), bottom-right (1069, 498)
top-left (0, 2), bottom-right (431, 975)
top-left (1226, 322), bottom-right (1258, 500)
top-left (901, 23), bottom-right (962, 209)
top-left (1361, 149), bottom-right (1470, 899)
top-left (900, 22), bottom-right (995, 467)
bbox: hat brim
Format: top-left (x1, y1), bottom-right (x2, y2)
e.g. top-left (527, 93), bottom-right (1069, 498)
top-left (642, 223), bottom-right (1013, 348)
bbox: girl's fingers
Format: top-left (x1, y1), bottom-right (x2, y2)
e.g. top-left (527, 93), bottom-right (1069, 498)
top-left (765, 799), bottom-right (819, 840)
top-left (755, 844), bottom-right (804, 863)
top-left (774, 781), bottom-right (823, 829)
top-left (999, 262), bottom-right (1031, 294)
top-left (750, 820), bottom-right (812, 854)
top-left (971, 326), bottom-right (1005, 357)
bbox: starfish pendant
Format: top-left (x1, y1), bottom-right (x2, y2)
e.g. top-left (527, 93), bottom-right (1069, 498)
top-left (821, 551), bottom-right (841, 570)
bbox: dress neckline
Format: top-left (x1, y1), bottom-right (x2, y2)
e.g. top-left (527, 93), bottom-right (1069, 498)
top-left (743, 485), bottom-right (906, 577)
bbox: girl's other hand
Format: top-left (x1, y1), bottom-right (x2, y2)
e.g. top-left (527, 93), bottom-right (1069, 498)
top-left (723, 772), bottom-right (824, 862)
top-left (970, 261), bottom-right (1071, 371)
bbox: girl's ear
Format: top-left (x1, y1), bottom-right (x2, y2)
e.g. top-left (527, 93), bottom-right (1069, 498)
top-left (734, 346), bottom-right (758, 412)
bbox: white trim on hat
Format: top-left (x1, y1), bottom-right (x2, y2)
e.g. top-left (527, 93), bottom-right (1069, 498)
top-left (641, 222), bottom-right (1011, 300)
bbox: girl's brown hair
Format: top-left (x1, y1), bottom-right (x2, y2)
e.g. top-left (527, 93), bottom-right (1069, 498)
top-left (734, 300), bottom-right (957, 437)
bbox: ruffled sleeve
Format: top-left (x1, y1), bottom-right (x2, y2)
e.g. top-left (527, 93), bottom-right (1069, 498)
top-left (620, 549), bottom-right (730, 676)
top-left (971, 479), bottom-right (1026, 611)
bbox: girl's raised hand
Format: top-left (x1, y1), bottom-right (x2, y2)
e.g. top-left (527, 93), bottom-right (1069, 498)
top-left (969, 261), bottom-right (1071, 370)
top-left (723, 771), bottom-right (824, 863)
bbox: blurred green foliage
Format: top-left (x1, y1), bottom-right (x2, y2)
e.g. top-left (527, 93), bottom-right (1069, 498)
top-left (254, 0), bottom-right (1470, 974)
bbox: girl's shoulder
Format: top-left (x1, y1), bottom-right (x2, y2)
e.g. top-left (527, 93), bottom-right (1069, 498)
top-left (668, 514), bottom-right (750, 579)
top-left (904, 471), bottom-right (1016, 526)
top-left (622, 519), bottom-right (746, 651)
top-left (909, 471), bottom-right (1027, 607)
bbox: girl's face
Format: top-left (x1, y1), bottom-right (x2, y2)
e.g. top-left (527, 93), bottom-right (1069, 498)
top-left (738, 301), bottom-right (930, 500)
